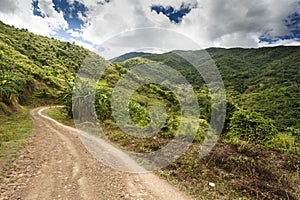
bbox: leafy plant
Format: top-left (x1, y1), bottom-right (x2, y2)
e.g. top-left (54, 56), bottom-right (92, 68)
top-left (95, 86), bottom-right (112, 123)
top-left (0, 67), bottom-right (23, 107)
top-left (226, 109), bottom-right (278, 144)
top-left (58, 74), bottom-right (74, 117)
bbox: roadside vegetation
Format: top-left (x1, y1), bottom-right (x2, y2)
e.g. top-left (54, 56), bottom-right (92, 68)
top-left (0, 109), bottom-right (32, 181)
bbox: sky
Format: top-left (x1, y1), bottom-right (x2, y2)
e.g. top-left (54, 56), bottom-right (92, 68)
top-left (0, 0), bottom-right (299, 59)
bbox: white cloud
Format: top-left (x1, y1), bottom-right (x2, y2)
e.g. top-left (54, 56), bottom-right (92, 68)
top-left (98, 28), bottom-right (200, 59)
top-left (70, 38), bottom-right (96, 51)
top-left (0, 0), bottom-right (299, 59)
top-left (0, 0), bottom-right (68, 36)
top-left (0, 0), bottom-right (19, 14)
top-left (77, 0), bottom-right (299, 58)
top-left (259, 38), bottom-right (300, 47)
top-left (171, 0), bottom-right (299, 48)
top-left (67, 29), bottom-right (81, 38)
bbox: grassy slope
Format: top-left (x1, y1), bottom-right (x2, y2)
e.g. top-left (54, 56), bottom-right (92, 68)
top-left (0, 109), bottom-right (32, 181)
top-left (0, 21), bottom-right (89, 107)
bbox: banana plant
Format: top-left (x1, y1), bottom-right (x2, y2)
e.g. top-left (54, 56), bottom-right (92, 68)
top-left (58, 74), bottom-right (74, 117)
top-left (95, 87), bottom-right (112, 123)
top-left (0, 68), bottom-right (22, 106)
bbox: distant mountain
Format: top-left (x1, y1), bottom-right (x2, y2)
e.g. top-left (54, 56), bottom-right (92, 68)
top-left (116, 46), bottom-right (300, 130)
top-left (110, 52), bottom-right (151, 62)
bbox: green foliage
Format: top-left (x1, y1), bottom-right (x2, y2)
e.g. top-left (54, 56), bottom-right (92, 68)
top-left (1, 19), bottom-right (300, 200)
top-left (0, 66), bottom-right (26, 110)
top-left (0, 20), bottom-right (90, 107)
top-left (227, 109), bottom-right (278, 144)
top-left (208, 47), bottom-right (300, 130)
top-left (267, 133), bottom-right (296, 153)
top-left (58, 75), bottom-right (74, 117)
top-left (128, 100), bottom-right (150, 127)
top-left (112, 47), bottom-right (300, 148)
top-left (161, 115), bottom-right (180, 138)
top-left (0, 109), bottom-right (32, 175)
top-left (1, 19), bottom-right (299, 155)
top-left (222, 101), bottom-right (237, 134)
top-left (288, 127), bottom-right (300, 142)
top-left (0, 102), bottom-right (11, 115)
top-left (95, 86), bottom-right (112, 122)
top-left (71, 79), bottom-right (96, 123)
top-left (118, 46), bottom-right (300, 131)
top-left (195, 119), bottom-right (209, 142)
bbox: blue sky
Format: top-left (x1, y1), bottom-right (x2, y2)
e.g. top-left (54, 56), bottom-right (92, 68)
top-left (32, 0), bottom-right (87, 28)
top-left (151, 3), bottom-right (198, 24)
top-left (0, 0), bottom-right (299, 58)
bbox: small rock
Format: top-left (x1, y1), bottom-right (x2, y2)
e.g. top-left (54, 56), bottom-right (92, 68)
top-left (209, 182), bottom-right (215, 187)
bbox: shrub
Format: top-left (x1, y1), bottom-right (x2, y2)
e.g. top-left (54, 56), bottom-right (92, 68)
top-left (227, 109), bottom-right (278, 144)
top-left (195, 119), bottom-right (209, 142)
top-left (267, 133), bottom-right (295, 152)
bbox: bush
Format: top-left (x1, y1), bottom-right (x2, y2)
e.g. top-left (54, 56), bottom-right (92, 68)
top-left (195, 119), bottom-right (209, 142)
top-left (287, 127), bottom-right (300, 142)
top-left (267, 133), bottom-right (296, 152)
top-left (227, 109), bottom-right (278, 144)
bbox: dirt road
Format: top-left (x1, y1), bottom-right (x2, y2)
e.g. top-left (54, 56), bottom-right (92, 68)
top-left (1, 107), bottom-right (192, 200)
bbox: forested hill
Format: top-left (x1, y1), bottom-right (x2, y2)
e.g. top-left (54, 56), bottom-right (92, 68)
top-left (0, 19), bottom-right (299, 131)
top-left (114, 46), bottom-right (300, 131)
top-left (0, 21), bottom-right (90, 113)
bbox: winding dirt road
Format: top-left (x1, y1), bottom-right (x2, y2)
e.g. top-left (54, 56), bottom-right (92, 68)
top-left (1, 107), bottom-right (192, 200)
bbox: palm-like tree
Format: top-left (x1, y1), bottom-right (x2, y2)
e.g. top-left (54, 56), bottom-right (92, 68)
top-left (0, 69), bottom-right (22, 106)
top-left (95, 88), bottom-right (112, 123)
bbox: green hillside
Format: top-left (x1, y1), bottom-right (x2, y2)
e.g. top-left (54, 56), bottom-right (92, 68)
top-left (0, 21), bottom-right (90, 113)
top-left (115, 47), bottom-right (300, 131)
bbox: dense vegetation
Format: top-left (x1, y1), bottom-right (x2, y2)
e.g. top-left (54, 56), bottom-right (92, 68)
top-left (0, 21), bottom-right (89, 113)
top-left (0, 21), bottom-right (299, 199)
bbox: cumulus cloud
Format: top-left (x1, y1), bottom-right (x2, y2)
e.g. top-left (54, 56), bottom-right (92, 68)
top-left (0, 0), bottom-right (299, 58)
top-left (0, 0), bottom-right (19, 14)
top-left (0, 0), bottom-right (68, 36)
top-left (67, 29), bottom-right (81, 38)
top-left (259, 38), bottom-right (300, 47)
top-left (99, 28), bottom-right (200, 59)
top-left (172, 0), bottom-right (298, 47)
top-left (77, 0), bottom-right (299, 58)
